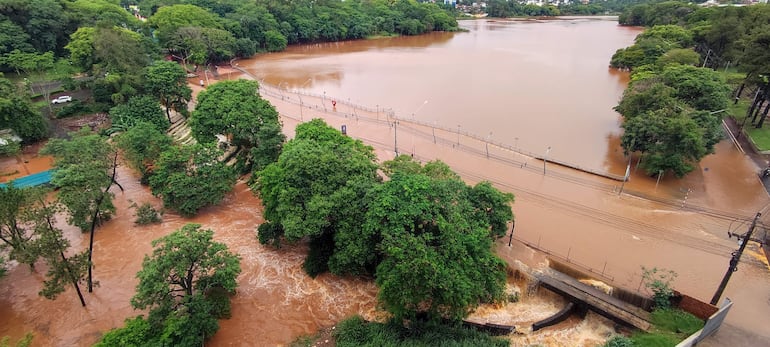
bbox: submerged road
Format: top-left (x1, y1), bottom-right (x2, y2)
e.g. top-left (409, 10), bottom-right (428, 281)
top-left (235, 73), bottom-right (770, 343)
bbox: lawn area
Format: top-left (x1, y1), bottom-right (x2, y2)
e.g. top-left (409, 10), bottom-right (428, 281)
top-left (729, 99), bottom-right (770, 151)
top-left (629, 309), bottom-right (704, 347)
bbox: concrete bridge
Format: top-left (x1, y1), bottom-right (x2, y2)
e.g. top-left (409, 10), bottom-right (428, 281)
top-left (532, 269), bottom-right (652, 331)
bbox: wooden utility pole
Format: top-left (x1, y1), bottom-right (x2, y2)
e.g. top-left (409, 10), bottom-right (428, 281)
top-left (710, 212), bottom-right (761, 305)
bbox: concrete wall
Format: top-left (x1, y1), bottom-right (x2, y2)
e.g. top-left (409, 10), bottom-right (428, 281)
top-left (676, 298), bottom-right (733, 347)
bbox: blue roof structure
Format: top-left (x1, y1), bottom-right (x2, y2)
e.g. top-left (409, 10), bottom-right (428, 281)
top-left (0, 170), bottom-right (53, 189)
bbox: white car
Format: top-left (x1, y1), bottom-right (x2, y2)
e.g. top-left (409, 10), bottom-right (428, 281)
top-left (52, 96), bottom-right (73, 104)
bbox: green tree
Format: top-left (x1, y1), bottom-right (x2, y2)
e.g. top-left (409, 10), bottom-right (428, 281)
top-left (149, 143), bottom-right (237, 217)
top-left (621, 108), bottom-right (708, 177)
top-left (109, 95), bottom-right (168, 132)
top-left (92, 26), bottom-right (150, 75)
top-left (65, 27), bottom-right (96, 71)
top-left (191, 79), bottom-right (284, 172)
top-left (145, 60), bottom-right (192, 123)
top-left (0, 185), bottom-right (42, 270)
top-left (41, 128), bottom-right (122, 292)
top-left (165, 26), bottom-right (206, 67)
top-left (635, 24), bottom-right (693, 47)
top-left (0, 184), bottom-right (88, 306)
top-left (369, 172), bottom-right (509, 322)
top-left (24, 190), bottom-right (88, 306)
top-left (132, 223), bottom-right (241, 310)
top-left (2, 50), bottom-right (54, 102)
top-left (657, 48), bottom-right (700, 67)
top-left (0, 18), bottom-right (33, 58)
top-left (263, 29), bottom-right (287, 52)
top-left (255, 119), bottom-right (379, 275)
top-left (115, 122), bottom-right (173, 183)
top-left (659, 64), bottom-right (730, 111)
top-left (98, 224), bottom-right (242, 347)
top-left (0, 75), bottom-right (47, 143)
top-left (148, 4), bottom-right (223, 45)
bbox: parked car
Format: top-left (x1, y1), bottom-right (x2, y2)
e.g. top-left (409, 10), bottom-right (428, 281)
top-left (52, 96), bottom-right (73, 104)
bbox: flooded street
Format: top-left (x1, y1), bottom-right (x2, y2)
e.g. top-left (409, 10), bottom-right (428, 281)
top-left (2, 17), bottom-right (770, 346)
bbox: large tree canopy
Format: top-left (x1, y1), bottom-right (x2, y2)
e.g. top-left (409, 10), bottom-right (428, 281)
top-left (0, 75), bottom-right (47, 142)
top-left (116, 122), bottom-right (173, 183)
top-left (96, 223), bottom-right (241, 347)
top-left (369, 167), bottom-right (513, 322)
top-left (109, 95), bottom-right (168, 132)
top-left (149, 143), bottom-right (237, 217)
top-left (148, 4), bottom-right (224, 45)
top-left (255, 119), bottom-right (379, 275)
top-left (190, 79), bottom-right (284, 172)
top-left (144, 60), bottom-right (192, 122)
top-left (615, 64), bottom-right (728, 177)
top-left (41, 128), bottom-right (117, 231)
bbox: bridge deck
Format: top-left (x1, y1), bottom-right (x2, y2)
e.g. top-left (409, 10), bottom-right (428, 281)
top-left (534, 270), bottom-right (652, 331)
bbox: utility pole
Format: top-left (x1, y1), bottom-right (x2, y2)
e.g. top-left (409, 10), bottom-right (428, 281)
top-left (394, 120), bottom-right (399, 156)
top-left (508, 220), bottom-right (515, 247)
top-left (710, 212), bottom-right (761, 305)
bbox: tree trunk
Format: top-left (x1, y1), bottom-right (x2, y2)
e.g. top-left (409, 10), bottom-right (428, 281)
top-left (41, 199), bottom-right (86, 307)
top-left (165, 99), bottom-right (172, 124)
top-left (756, 102), bottom-right (770, 128)
top-left (60, 249), bottom-right (86, 307)
top-left (746, 89), bottom-right (762, 123)
top-left (734, 83), bottom-right (746, 104)
top-left (752, 98), bottom-right (766, 124)
top-left (87, 152), bottom-right (120, 292)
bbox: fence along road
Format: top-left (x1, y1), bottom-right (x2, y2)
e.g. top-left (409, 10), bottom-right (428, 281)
top-left (233, 66), bottom-right (764, 277)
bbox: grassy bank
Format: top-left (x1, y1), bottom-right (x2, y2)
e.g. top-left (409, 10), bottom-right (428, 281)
top-left (729, 99), bottom-right (770, 151)
top-left (292, 316), bottom-right (509, 347)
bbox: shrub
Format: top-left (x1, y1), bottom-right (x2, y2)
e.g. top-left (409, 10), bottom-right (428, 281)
top-left (55, 100), bottom-right (90, 118)
top-left (604, 335), bottom-right (634, 347)
top-left (641, 266), bottom-right (677, 309)
top-left (130, 202), bottom-right (161, 225)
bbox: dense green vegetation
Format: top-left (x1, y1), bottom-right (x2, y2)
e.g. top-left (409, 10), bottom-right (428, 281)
top-left (0, 74), bottom-right (47, 144)
top-left (329, 315), bottom-right (509, 347)
top-left (148, 143), bottom-right (237, 217)
top-left (255, 119), bottom-right (514, 323)
top-left (483, 0), bottom-right (697, 18)
top-left (190, 79), bottom-right (284, 173)
top-left (609, 2), bottom-right (770, 177)
top-left (602, 309), bottom-right (704, 347)
top-left (0, 185), bottom-right (89, 306)
top-left (95, 224), bottom-right (241, 347)
top-left (0, 0), bottom-right (459, 154)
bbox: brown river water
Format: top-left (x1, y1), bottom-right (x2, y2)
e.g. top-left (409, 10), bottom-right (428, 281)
top-left (2, 17), bottom-right (770, 346)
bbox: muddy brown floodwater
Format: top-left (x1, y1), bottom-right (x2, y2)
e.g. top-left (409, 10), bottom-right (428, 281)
top-left (2, 16), bottom-right (770, 347)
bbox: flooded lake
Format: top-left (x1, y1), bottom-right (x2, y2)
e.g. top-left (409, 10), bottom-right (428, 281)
top-left (2, 17), bottom-right (769, 346)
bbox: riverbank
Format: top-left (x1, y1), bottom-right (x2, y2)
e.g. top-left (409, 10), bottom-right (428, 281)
top-left (249, 74), bottom-right (770, 343)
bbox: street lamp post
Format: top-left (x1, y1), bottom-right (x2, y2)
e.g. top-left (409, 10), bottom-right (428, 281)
top-left (298, 94), bottom-right (304, 122)
top-left (543, 146), bottom-right (551, 175)
top-left (432, 121), bottom-right (437, 144)
top-left (412, 100), bottom-right (428, 119)
top-left (457, 125), bottom-right (461, 146)
top-left (394, 120), bottom-right (399, 156)
top-left (486, 132), bottom-right (492, 158)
